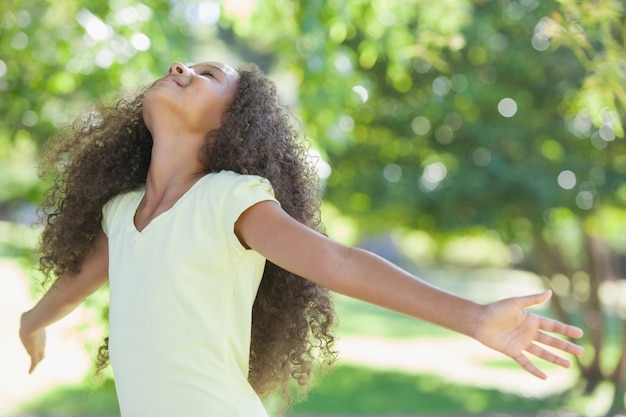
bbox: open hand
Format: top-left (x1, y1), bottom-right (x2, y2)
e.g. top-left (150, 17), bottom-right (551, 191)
top-left (471, 290), bottom-right (584, 379)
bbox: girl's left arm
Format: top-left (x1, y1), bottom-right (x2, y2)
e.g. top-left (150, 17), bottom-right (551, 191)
top-left (20, 228), bottom-right (109, 373)
top-left (235, 201), bottom-right (584, 379)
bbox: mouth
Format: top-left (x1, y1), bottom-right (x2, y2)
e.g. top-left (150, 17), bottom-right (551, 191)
top-left (153, 75), bottom-right (183, 87)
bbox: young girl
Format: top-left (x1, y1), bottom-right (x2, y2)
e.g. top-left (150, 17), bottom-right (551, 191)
top-left (20, 61), bottom-right (584, 416)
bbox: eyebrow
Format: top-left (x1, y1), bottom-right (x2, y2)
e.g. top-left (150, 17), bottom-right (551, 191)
top-left (192, 64), bottom-right (228, 83)
top-left (208, 64), bottom-right (226, 76)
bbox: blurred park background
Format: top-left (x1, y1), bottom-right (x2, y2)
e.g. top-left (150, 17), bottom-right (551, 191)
top-left (1, 0), bottom-right (625, 416)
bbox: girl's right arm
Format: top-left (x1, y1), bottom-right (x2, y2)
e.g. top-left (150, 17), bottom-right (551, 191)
top-left (236, 201), bottom-right (584, 379)
top-left (20, 228), bottom-right (109, 373)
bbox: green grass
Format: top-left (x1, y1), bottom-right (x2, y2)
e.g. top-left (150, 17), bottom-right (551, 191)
top-left (287, 364), bottom-right (567, 415)
top-left (329, 264), bottom-right (548, 341)
top-left (333, 293), bottom-right (457, 340)
top-left (14, 378), bottom-right (120, 417)
top-left (14, 364), bottom-right (571, 417)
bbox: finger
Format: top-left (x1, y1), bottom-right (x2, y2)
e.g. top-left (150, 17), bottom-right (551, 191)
top-left (28, 358), bottom-right (36, 374)
top-left (515, 290), bottom-right (552, 309)
top-left (513, 352), bottom-right (547, 380)
top-left (28, 351), bottom-right (43, 374)
top-left (538, 316), bottom-right (584, 339)
top-left (527, 343), bottom-right (572, 368)
top-left (536, 331), bottom-right (585, 356)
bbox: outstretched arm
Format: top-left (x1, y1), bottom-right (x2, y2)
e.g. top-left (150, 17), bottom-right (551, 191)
top-left (20, 228), bottom-right (109, 373)
top-left (235, 201), bottom-right (584, 379)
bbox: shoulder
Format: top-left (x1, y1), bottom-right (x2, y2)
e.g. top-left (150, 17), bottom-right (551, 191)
top-left (103, 188), bottom-right (143, 213)
top-left (101, 188), bottom-right (143, 233)
top-left (207, 170), bottom-right (272, 187)
top-left (204, 170), bottom-right (275, 199)
top-left (202, 171), bottom-right (279, 227)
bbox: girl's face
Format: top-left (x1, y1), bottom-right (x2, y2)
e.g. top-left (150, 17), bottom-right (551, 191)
top-left (143, 61), bottom-right (239, 139)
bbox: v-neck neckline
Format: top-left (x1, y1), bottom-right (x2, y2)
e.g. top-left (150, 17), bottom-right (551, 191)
top-left (131, 174), bottom-right (210, 235)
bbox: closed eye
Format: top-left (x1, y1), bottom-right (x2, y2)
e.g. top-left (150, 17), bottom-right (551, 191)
top-left (200, 70), bottom-right (216, 79)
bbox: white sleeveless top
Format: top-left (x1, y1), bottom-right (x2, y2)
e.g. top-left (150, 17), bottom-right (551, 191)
top-left (102, 171), bottom-right (277, 416)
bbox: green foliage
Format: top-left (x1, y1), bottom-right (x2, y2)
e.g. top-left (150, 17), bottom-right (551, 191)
top-left (3, 0), bottom-right (623, 230)
top-left (0, 0), bottom-right (189, 205)
top-left (546, 0), bottom-right (626, 137)
top-left (219, 0), bottom-right (625, 239)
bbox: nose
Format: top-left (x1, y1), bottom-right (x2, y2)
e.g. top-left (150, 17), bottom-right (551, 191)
top-left (168, 62), bottom-right (190, 76)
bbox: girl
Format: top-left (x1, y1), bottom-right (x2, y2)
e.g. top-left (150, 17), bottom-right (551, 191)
top-left (20, 61), bottom-right (584, 416)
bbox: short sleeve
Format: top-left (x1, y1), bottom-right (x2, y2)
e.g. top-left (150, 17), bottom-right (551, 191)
top-left (224, 174), bottom-right (278, 227)
top-left (101, 190), bottom-right (141, 237)
top-left (210, 171), bottom-right (280, 253)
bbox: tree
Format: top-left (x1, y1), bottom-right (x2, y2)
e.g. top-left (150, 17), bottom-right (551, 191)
top-left (0, 0), bottom-right (188, 207)
top-left (220, 0), bottom-right (626, 413)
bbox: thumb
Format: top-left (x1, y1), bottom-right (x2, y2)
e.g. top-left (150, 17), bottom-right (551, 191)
top-left (516, 290), bottom-right (552, 309)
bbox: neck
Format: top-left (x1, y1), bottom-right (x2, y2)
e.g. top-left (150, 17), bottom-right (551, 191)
top-left (144, 132), bottom-right (208, 201)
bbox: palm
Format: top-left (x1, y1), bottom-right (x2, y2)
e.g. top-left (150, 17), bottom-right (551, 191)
top-left (472, 291), bottom-right (584, 379)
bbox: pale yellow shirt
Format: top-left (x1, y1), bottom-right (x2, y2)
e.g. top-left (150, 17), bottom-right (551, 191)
top-left (102, 171), bottom-right (277, 416)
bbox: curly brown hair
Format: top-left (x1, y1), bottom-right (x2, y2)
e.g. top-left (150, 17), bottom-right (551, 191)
top-left (37, 63), bottom-right (337, 404)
